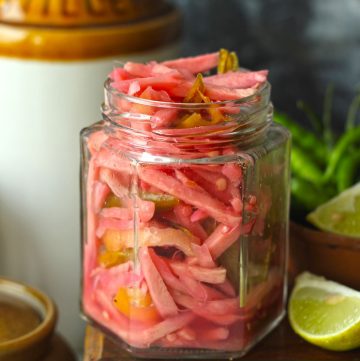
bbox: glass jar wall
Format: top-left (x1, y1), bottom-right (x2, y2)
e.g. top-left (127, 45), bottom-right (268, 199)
top-left (80, 77), bottom-right (290, 359)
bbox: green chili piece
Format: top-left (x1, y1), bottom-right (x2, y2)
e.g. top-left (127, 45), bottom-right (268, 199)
top-left (141, 192), bottom-right (179, 211)
top-left (291, 145), bottom-right (324, 184)
top-left (322, 126), bottom-right (360, 183)
top-left (217, 48), bottom-right (239, 73)
top-left (104, 194), bottom-right (122, 208)
top-left (184, 73), bottom-right (205, 103)
top-left (176, 112), bottom-right (210, 128)
top-left (229, 52), bottom-right (239, 70)
top-left (336, 151), bottom-right (360, 192)
top-left (291, 178), bottom-right (333, 212)
top-left (217, 49), bottom-right (228, 74)
top-left (274, 112), bottom-right (327, 163)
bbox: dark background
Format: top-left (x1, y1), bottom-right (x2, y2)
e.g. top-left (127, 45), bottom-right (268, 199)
top-left (173, 0), bottom-right (360, 130)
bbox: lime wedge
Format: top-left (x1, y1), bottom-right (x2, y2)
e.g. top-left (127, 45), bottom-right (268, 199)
top-left (289, 272), bottom-right (360, 351)
top-left (307, 182), bottom-right (360, 237)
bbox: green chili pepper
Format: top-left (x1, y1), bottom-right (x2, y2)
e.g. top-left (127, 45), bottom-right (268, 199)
top-left (322, 126), bottom-right (360, 183)
top-left (274, 112), bottom-right (328, 163)
top-left (322, 83), bottom-right (335, 150)
top-left (291, 177), bottom-right (334, 212)
top-left (336, 151), bottom-right (360, 192)
top-left (345, 93), bottom-right (360, 131)
top-left (278, 90), bottom-right (360, 222)
top-left (291, 145), bottom-right (324, 184)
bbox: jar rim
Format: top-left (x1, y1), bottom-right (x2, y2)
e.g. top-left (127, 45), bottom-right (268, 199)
top-left (104, 76), bottom-right (270, 110)
top-left (101, 69), bottom-right (272, 157)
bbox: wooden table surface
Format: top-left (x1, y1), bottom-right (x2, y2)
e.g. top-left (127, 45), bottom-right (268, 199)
top-left (43, 334), bottom-right (77, 361)
top-left (83, 320), bottom-right (360, 361)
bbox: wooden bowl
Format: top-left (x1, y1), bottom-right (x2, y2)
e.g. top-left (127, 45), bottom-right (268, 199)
top-left (289, 221), bottom-right (360, 290)
top-left (0, 278), bottom-right (57, 361)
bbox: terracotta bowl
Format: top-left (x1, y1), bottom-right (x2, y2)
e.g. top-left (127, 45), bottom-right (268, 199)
top-left (0, 278), bottom-right (57, 361)
top-left (289, 221), bottom-right (360, 290)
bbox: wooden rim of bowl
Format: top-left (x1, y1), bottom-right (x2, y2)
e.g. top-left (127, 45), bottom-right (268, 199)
top-left (290, 221), bottom-right (360, 251)
top-left (0, 278), bottom-right (57, 352)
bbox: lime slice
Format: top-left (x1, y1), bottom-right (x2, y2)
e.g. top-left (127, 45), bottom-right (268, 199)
top-left (289, 272), bottom-right (360, 351)
top-left (307, 182), bottom-right (360, 237)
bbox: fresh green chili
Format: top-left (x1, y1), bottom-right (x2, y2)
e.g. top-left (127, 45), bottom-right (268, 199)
top-left (277, 90), bottom-right (360, 222)
top-left (345, 93), bottom-right (360, 131)
top-left (336, 150), bottom-right (360, 192)
top-left (274, 112), bottom-right (328, 163)
top-left (291, 145), bottom-right (324, 184)
top-left (322, 83), bottom-right (335, 150)
top-left (322, 126), bottom-right (360, 183)
top-left (291, 177), bottom-right (333, 211)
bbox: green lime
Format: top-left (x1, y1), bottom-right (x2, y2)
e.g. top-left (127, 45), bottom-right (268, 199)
top-left (289, 272), bottom-right (360, 351)
top-left (307, 182), bottom-right (360, 237)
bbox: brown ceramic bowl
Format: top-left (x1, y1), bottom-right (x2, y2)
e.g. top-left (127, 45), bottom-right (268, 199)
top-left (0, 278), bottom-right (57, 361)
top-left (289, 221), bottom-right (360, 290)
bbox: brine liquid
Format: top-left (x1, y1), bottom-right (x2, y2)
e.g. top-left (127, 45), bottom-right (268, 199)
top-left (0, 294), bottom-right (42, 342)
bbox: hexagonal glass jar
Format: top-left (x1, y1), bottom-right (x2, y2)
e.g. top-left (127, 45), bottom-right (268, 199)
top-left (80, 77), bottom-right (290, 359)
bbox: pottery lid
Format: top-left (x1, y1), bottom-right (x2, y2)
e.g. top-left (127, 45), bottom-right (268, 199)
top-left (0, 0), bottom-right (181, 60)
top-left (0, 0), bottom-right (169, 26)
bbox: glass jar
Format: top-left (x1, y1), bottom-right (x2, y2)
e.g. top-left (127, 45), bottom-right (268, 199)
top-left (80, 75), bottom-right (291, 359)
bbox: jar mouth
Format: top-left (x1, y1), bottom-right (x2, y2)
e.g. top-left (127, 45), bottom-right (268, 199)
top-left (101, 71), bottom-right (272, 158)
top-left (104, 77), bottom-right (270, 110)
